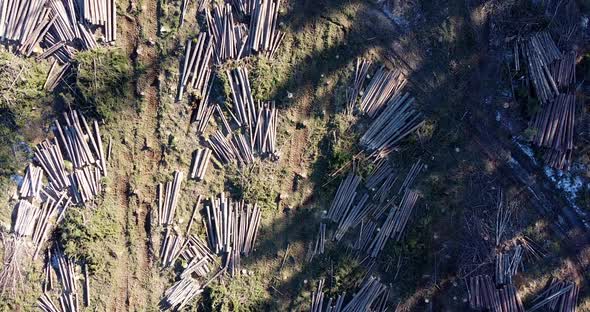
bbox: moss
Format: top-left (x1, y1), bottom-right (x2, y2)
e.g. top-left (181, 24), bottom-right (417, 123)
top-left (74, 48), bottom-right (133, 121)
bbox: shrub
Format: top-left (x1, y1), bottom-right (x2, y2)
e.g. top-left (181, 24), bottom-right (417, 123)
top-left (207, 275), bottom-right (269, 311)
top-left (75, 48), bottom-right (132, 121)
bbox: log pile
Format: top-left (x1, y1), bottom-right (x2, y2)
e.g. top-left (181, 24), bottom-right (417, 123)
top-left (468, 275), bottom-right (501, 311)
top-left (529, 279), bottom-right (579, 312)
top-left (19, 164), bottom-right (44, 199)
top-left (347, 58), bottom-right (371, 114)
top-left (32, 196), bottom-right (69, 258)
top-left (497, 284), bottom-right (525, 312)
top-left (12, 200), bottom-right (40, 237)
top-left (231, 132), bottom-right (255, 165)
top-left (35, 139), bottom-right (70, 190)
top-left (177, 32), bottom-right (214, 100)
top-left (359, 66), bottom-right (406, 118)
top-left (366, 160), bottom-right (397, 203)
top-left (310, 279), bottom-right (346, 312)
top-left (495, 246), bottom-right (522, 286)
top-left (550, 51), bottom-right (576, 89)
top-left (334, 193), bottom-right (369, 241)
top-left (191, 100), bottom-right (215, 134)
top-left (203, 193), bottom-right (261, 276)
top-left (157, 171), bottom-right (184, 226)
top-left (38, 293), bottom-right (61, 312)
top-left (531, 93), bottom-right (576, 170)
top-left (519, 32), bottom-right (561, 104)
top-left (160, 278), bottom-right (204, 311)
top-left (206, 4), bottom-right (248, 64)
top-left (78, 0), bottom-right (117, 43)
top-left (180, 235), bottom-right (216, 279)
top-left (160, 230), bottom-right (185, 268)
top-left (44, 61), bottom-right (71, 91)
top-left (352, 220), bottom-right (377, 252)
top-left (360, 93), bottom-right (424, 156)
top-left (0, 0), bottom-right (116, 65)
top-left (69, 166), bottom-right (103, 204)
top-left (226, 67), bottom-right (256, 129)
top-left (252, 101), bottom-right (278, 157)
top-left (248, 0), bottom-right (284, 58)
top-left (207, 131), bottom-right (237, 165)
top-left (368, 189), bottom-right (419, 258)
top-left (190, 148), bottom-right (213, 181)
top-left (53, 248), bottom-right (80, 312)
top-left (341, 276), bottom-right (389, 312)
top-left (326, 173), bottom-right (362, 223)
top-left (307, 223), bottom-right (326, 262)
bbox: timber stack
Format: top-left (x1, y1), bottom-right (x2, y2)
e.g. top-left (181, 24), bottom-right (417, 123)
top-left (307, 223), bottom-right (326, 262)
top-left (359, 66), bottom-right (406, 118)
top-left (177, 32), bottom-right (214, 101)
top-left (0, 0), bottom-right (118, 89)
top-left (190, 148), bottom-right (213, 181)
top-left (310, 279), bottom-right (346, 312)
top-left (360, 92), bottom-right (424, 157)
top-left (248, 0), bottom-right (284, 58)
top-left (202, 193), bottom-right (262, 276)
top-left (157, 171), bottom-right (184, 226)
top-left (530, 93), bottom-right (576, 170)
top-left (18, 164), bottom-right (44, 199)
top-left (206, 4), bottom-right (248, 64)
top-left (226, 67), bottom-right (256, 130)
top-left (528, 279), bottom-right (579, 312)
top-left (347, 58), bottom-right (371, 114)
top-left (252, 101), bottom-right (279, 158)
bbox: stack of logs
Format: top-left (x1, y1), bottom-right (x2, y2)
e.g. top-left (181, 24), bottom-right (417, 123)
top-left (248, 0), bottom-right (284, 58)
top-left (359, 66), bottom-right (406, 118)
top-left (310, 277), bottom-right (388, 312)
top-left (517, 32), bottom-right (562, 104)
top-left (252, 101), bottom-right (278, 157)
top-left (531, 93), bottom-right (576, 170)
top-left (368, 189), bottom-right (419, 258)
top-left (468, 275), bottom-right (526, 312)
top-left (226, 67), bottom-right (256, 129)
top-left (307, 223), bottom-right (326, 262)
top-left (190, 148), bottom-right (213, 181)
top-left (19, 164), bottom-right (44, 199)
top-left (0, 0), bottom-right (117, 88)
top-left (515, 32), bottom-right (578, 170)
top-left (157, 171), bottom-right (184, 226)
top-left (310, 279), bottom-right (346, 312)
top-left (206, 4), bottom-right (248, 64)
top-left (177, 32), bottom-right (214, 101)
top-left (161, 278), bottom-right (204, 311)
top-left (529, 279), bottom-right (579, 312)
top-left (203, 193), bottom-right (262, 276)
top-left (495, 246), bottom-right (523, 286)
top-left (347, 58), bottom-right (371, 114)
top-left (360, 92), bottom-right (424, 157)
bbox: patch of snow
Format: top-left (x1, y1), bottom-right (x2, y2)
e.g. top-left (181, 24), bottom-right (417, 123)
top-left (581, 16), bottom-right (589, 29)
top-left (543, 166), bottom-right (590, 229)
top-left (512, 138), bottom-right (537, 165)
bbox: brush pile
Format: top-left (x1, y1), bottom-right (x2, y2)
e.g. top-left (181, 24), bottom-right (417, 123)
top-left (203, 193), bottom-right (262, 276)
